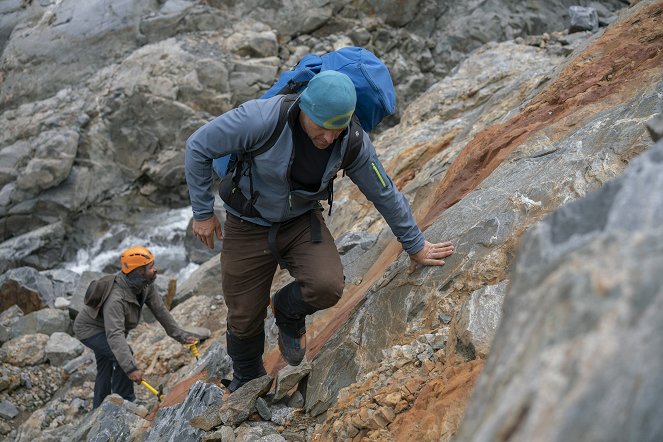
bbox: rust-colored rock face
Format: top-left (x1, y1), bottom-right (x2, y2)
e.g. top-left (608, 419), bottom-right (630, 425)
top-left (421, 1), bottom-right (663, 229)
top-left (391, 361), bottom-right (483, 442)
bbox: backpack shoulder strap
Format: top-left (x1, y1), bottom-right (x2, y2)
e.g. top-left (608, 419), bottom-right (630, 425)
top-left (222, 94), bottom-right (299, 218)
top-left (247, 93), bottom-right (299, 160)
top-left (341, 116), bottom-right (364, 171)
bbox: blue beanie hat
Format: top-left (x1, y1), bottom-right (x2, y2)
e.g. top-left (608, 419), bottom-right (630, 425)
top-left (299, 71), bottom-right (356, 129)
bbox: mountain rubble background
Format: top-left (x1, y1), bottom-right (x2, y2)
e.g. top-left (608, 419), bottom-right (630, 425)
top-left (1, 0), bottom-right (662, 441)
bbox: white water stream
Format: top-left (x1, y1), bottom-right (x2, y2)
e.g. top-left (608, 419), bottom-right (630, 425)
top-left (63, 207), bottom-right (200, 282)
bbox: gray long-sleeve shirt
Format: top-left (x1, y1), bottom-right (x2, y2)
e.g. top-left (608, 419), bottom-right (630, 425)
top-left (184, 94), bottom-right (425, 255)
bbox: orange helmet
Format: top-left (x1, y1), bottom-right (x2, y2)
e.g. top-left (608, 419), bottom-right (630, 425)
top-left (120, 246), bottom-right (154, 274)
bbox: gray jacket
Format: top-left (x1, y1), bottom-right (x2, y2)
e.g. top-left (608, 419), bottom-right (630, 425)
top-left (73, 274), bottom-right (187, 374)
top-left (184, 95), bottom-right (425, 255)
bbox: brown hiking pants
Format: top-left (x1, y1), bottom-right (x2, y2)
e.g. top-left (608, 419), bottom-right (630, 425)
top-left (221, 211), bottom-right (345, 338)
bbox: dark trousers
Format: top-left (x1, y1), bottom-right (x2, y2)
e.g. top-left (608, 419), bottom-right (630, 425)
top-left (221, 210), bottom-right (345, 339)
top-left (80, 332), bottom-right (135, 408)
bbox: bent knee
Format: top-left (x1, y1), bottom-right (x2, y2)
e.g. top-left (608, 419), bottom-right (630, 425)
top-left (302, 278), bottom-right (345, 310)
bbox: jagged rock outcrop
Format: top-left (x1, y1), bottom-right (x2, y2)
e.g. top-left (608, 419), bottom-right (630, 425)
top-left (454, 123), bottom-right (663, 442)
top-left (146, 380), bottom-right (224, 441)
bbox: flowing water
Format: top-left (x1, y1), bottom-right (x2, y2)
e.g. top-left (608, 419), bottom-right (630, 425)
top-left (62, 207), bottom-right (200, 282)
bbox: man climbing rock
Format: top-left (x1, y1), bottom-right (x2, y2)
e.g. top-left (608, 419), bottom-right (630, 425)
top-left (184, 70), bottom-right (455, 392)
top-left (74, 246), bottom-right (201, 408)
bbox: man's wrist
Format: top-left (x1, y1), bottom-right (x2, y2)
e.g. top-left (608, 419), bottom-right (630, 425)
top-left (193, 213), bottom-right (214, 221)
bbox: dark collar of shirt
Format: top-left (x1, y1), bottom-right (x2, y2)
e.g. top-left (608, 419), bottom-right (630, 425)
top-left (290, 106), bottom-right (337, 192)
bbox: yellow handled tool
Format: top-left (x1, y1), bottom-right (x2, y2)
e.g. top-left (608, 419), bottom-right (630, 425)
top-left (141, 380), bottom-right (164, 402)
top-left (188, 340), bottom-right (200, 360)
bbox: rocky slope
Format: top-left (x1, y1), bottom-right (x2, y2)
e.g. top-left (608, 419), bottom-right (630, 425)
top-left (2, 0), bottom-right (662, 441)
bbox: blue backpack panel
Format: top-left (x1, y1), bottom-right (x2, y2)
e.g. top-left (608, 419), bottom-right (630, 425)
top-left (262, 46), bottom-right (396, 132)
top-left (212, 46), bottom-right (396, 178)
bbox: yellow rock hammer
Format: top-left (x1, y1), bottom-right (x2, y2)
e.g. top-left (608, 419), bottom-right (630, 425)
top-left (141, 380), bottom-right (164, 402)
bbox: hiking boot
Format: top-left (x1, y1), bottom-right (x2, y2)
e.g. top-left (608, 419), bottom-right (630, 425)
top-left (224, 365), bottom-right (267, 392)
top-left (276, 323), bottom-right (306, 366)
top-left (271, 295), bottom-right (306, 366)
top-left (271, 283), bottom-right (318, 366)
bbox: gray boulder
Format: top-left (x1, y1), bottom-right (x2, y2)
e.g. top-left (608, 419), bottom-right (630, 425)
top-left (0, 267), bottom-right (57, 314)
top-left (569, 5), bottom-right (599, 33)
top-left (0, 222), bottom-right (67, 273)
top-left (45, 332), bottom-right (84, 367)
top-left (12, 308), bottom-right (71, 338)
top-left (174, 254), bottom-right (223, 308)
top-left (455, 138), bottom-right (663, 441)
